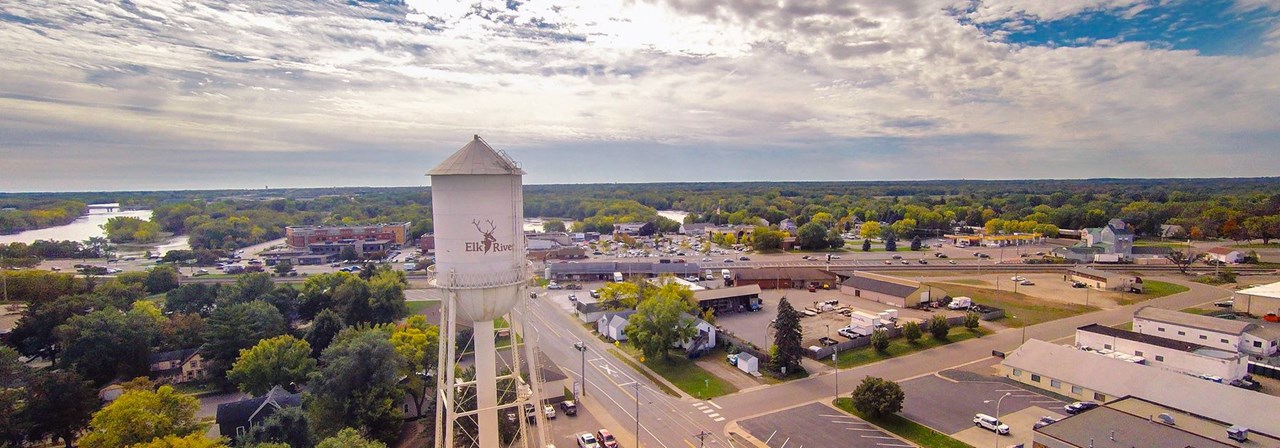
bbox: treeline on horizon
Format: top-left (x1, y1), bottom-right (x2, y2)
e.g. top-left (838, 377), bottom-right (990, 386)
top-left (3, 177), bottom-right (1279, 250)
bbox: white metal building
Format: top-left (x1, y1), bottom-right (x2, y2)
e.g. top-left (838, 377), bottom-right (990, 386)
top-left (1133, 306), bottom-right (1280, 358)
top-left (1075, 324), bottom-right (1247, 381)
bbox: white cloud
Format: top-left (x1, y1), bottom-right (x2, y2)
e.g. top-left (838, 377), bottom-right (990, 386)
top-left (0, 0), bottom-right (1277, 190)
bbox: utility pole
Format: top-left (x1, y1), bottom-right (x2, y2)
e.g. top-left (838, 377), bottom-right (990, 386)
top-left (633, 382), bottom-right (641, 448)
top-left (694, 430), bottom-right (712, 448)
top-left (574, 341), bottom-right (587, 398)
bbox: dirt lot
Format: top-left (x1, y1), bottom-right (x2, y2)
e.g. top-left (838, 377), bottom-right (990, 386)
top-left (929, 273), bottom-right (1127, 309)
top-left (1, 303), bottom-right (24, 332)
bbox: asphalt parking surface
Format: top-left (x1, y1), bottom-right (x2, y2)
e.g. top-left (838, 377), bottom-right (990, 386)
top-left (900, 373), bottom-right (1066, 434)
top-left (739, 402), bottom-right (912, 448)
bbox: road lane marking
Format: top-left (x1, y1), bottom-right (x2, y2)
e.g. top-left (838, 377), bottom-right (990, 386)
top-left (713, 417), bottom-right (725, 422)
top-left (708, 401), bottom-right (722, 409)
top-left (817, 414), bottom-right (847, 418)
top-left (845, 428), bottom-right (880, 432)
top-left (861, 435), bottom-right (897, 439)
top-left (702, 409), bottom-right (716, 414)
top-left (708, 413), bottom-right (720, 418)
top-left (876, 443), bottom-right (913, 447)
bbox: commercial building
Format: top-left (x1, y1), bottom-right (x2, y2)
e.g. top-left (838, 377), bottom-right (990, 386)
top-left (1075, 324), bottom-right (1247, 381)
top-left (837, 272), bottom-right (943, 308)
top-left (1032, 398), bottom-right (1252, 448)
top-left (1067, 267), bottom-right (1143, 292)
top-left (944, 233), bottom-right (1042, 247)
top-left (1231, 281), bottom-right (1280, 316)
top-left (286, 223), bottom-right (409, 247)
top-left (1000, 339), bottom-right (1280, 437)
top-left (613, 222), bottom-right (655, 236)
top-left (1055, 218), bottom-right (1149, 262)
top-left (731, 267), bottom-right (838, 290)
top-left (547, 261), bottom-right (700, 282)
top-left (692, 284), bottom-right (762, 315)
top-left (1133, 306), bottom-right (1280, 358)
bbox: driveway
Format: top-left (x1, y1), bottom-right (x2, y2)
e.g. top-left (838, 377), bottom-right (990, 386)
top-left (739, 402), bottom-right (913, 448)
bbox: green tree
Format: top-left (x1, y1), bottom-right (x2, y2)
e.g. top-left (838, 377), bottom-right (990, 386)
top-left (159, 313), bottom-right (207, 352)
top-left (902, 321), bottom-right (922, 342)
top-left (850, 376), bottom-right (904, 419)
top-left (870, 328), bottom-right (889, 353)
top-left (750, 226), bottom-right (783, 250)
top-left (0, 347), bottom-right (32, 446)
top-left (390, 315), bottom-right (439, 417)
top-left (338, 246), bottom-right (359, 261)
top-left (862, 238), bottom-right (871, 252)
top-left (542, 219), bottom-right (567, 232)
top-left (910, 236), bottom-right (922, 251)
top-left (23, 371), bottom-right (100, 448)
top-left (333, 276), bottom-right (373, 324)
top-left (101, 216), bottom-right (162, 244)
top-left (164, 283), bottom-right (220, 317)
top-left (927, 314), bottom-right (950, 340)
top-left (309, 329), bottom-right (404, 444)
top-left (56, 307), bottom-right (157, 385)
top-left (132, 433), bottom-right (227, 448)
top-left (597, 280), bottom-right (641, 310)
top-left (202, 301), bottom-right (287, 378)
top-left (1166, 249), bottom-right (1202, 275)
top-left (964, 311), bottom-right (981, 330)
top-left (304, 309), bottom-right (347, 358)
top-left (273, 261), bottom-right (294, 276)
top-left (796, 222), bottom-right (833, 250)
top-left (315, 428), bottom-right (387, 448)
top-left (625, 283), bottom-right (697, 361)
top-left (219, 272), bottom-right (275, 306)
top-left (858, 221), bottom-right (882, 240)
top-left (9, 294), bottom-right (95, 363)
top-left (238, 406), bottom-right (313, 448)
top-left (884, 234), bottom-right (897, 252)
top-left (769, 298), bottom-right (803, 375)
top-left (228, 335), bottom-right (317, 396)
top-left (79, 386), bottom-right (201, 448)
top-left (367, 270), bottom-right (407, 324)
top-left (145, 265), bottom-right (181, 294)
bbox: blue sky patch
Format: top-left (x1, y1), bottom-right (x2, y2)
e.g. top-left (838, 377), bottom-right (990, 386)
top-left (969, 0), bottom-right (1278, 55)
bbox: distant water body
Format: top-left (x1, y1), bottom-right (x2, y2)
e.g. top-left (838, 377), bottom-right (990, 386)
top-left (0, 210), bottom-right (191, 253)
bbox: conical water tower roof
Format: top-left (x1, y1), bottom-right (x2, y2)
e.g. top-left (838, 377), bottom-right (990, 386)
top-left (428, 135), bottom-right (525, 176)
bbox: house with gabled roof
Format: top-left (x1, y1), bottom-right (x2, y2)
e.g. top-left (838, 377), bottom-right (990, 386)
top-left (148, 348), bottom-right (208, 384)
top-left (215, 385), bottom-right (302, 441)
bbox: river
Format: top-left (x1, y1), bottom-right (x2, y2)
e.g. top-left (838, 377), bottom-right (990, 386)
top-left (0, 210), bottom-right (190, 253)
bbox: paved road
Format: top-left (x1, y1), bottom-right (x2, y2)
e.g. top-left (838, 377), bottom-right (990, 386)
top-left (738, 402), bottom-right (911, 448)
top-left (708, 278), bottom-right (1232, 432)
top-left (518, 293), bottom-right (737, 448)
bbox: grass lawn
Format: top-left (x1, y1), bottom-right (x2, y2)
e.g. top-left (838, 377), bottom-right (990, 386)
top-left (928, 283), bottom-right (1100, 327)
top-left (1117, 280), bottom-right (1190, 305)
top-left (607, 349), bottom-right (681, 398)
top-left (946, 279), bottom-right (990, 286)
top-left (823, 328), bottom-right (987, 368)
top-left (1181, 307), bottom-right (1217, 315)
top-left (1133, 241), bottom-right (1193, 248)
top-left (405, 300), bottom-right (438, 315)
top-left (832, 398), bottom-right (974, 448)
top-left (613, 345), bottom-right (738, 399)
top-left (1232, 243), bottom-right (1280, 248)
top-left (1112, 322), bottom-right (1134, 330)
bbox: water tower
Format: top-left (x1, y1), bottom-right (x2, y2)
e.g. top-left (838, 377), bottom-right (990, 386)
top-left (430, 135), bottom-right (546, 448)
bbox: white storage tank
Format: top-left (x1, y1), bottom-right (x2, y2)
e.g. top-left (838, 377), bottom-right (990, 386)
top-left (429, 135), bottom-right (527, 323)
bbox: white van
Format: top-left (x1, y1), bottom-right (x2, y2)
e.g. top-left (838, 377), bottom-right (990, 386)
top-left (613, 272), bottom-right (624, 282)
top-left (974, 414), bottom-right (1010, 435)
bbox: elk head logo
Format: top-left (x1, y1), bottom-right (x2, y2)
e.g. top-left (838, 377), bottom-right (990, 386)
top-left (472, 219), bottom-right (498, 253)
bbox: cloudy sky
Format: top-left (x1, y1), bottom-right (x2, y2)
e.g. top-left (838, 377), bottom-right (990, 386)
top-left (1, 0), bottom-right (1278, 192)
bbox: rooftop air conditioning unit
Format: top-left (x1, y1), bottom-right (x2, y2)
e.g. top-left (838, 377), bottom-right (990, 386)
top-left (1157, 413), bottom-right (1175, 425)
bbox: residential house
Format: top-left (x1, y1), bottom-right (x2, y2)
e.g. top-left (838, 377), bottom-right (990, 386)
top-left (148, 348), bottom-right (208, 384)
top-left (216, 385), bottom-right (303, 441)
top-left (596, 310), bottom-right (636, 341)
top-left (838, 272), bottom-right (942, 308)
top-left (1133, 305), bottom-right (1280, 358)
top-left (675, 313), bottom-right (716, 356)
top-left (1160, 224), bottom-right (1187, 239)
top-left (1206, 247), bottom-right (1245, 264)
top-left (778, 219), bottom-right (797, 234)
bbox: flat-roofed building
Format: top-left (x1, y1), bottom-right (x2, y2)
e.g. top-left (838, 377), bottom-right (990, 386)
top-left (1231, 281), bottom-right (1280, 316)
top-left (1068, 267), bottom-right (1143, 292)
top-left (1075, 324), bottom-right (1247, 380)
top-left (285, 223), bottom-right (409, 247)
top-left (692, 285), bottom-right (761, 315)
top-left (1033, 401), bottom-right (1236, 448)
top-left (732, 267), bottom-right (837, 290)
top-left (1000, 339), bottom-right (1280, 437)
top-left (1133, 305), bottom-right (1280, 358)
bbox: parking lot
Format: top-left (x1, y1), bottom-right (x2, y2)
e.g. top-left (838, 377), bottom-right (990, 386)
top-left (739, 402), bottom-right (912, 448)
top-left (900, 370), bottom-right (1066, 447)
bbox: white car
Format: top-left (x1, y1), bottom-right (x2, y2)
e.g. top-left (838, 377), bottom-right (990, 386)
top-left (974, 413), bottom-right (1010, 435)
top-left (577, 433), bottom-right (601, 448)
top-left (1011, 276), bottom-right (1026, 282)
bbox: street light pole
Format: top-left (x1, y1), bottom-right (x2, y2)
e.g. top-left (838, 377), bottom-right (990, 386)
top-left (574, 341), bottom-right (587, 398)
top-left (633, 382), bottom-right (641, 448)
top-left (995, 392), bottom-right (1011, 448)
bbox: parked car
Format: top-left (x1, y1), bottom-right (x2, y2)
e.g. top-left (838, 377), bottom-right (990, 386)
top-left (590, 290), bottom-right (600, 299)
top-left (568, 294), bottom-right (577, 302)
top-left (1063, 401), bottom-right (1099, 414)
top-left (1019, 280), bottom-right (1034, 286)
top-left (595, 430), bottom-right (619, 448)
top-left (560, 400), bottom-right (577, 416)
top-left (544, 404), bottom-right (557, 419)
top-left (1033, 416), bottom-right (1058, 429)
top-left (524, 403), bottom-right (537, 423)
top-left (1011, 276), bottom-right (1026, 282)
top-left (1230, 376), bottom-right (1262, 390)
top-left (547, 282), bottom-right (563, 290)
top-left (974, 414), bottom-right (1010, 435)
top-left (727, 353), bottom-right (738, 366)
top-left (739, 256), bottom-right (750, 261)
top-left (918, 259), bottom-right (928, 264)
top-left (577, 433), bottom-right (601, 448)
top-left (1215, 300), bottom-right (1234, 308)
top-left (1072, 281), bottom-right (1086, 288)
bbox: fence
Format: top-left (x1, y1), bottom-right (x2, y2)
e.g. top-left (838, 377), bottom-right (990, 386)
top-left (717, 329), bottom-right (770, 365)
top-left (1249, 361), bottom-right (1280, 379)
top-left (804, 315), bottom-right (970, 360)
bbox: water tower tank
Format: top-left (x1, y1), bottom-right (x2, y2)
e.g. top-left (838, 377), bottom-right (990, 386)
top-left (428, 135), bottom-right (527, 322)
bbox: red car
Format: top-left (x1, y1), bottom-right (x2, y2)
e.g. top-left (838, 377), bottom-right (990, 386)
top-left (596, 429), bottom-right (619, 448)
